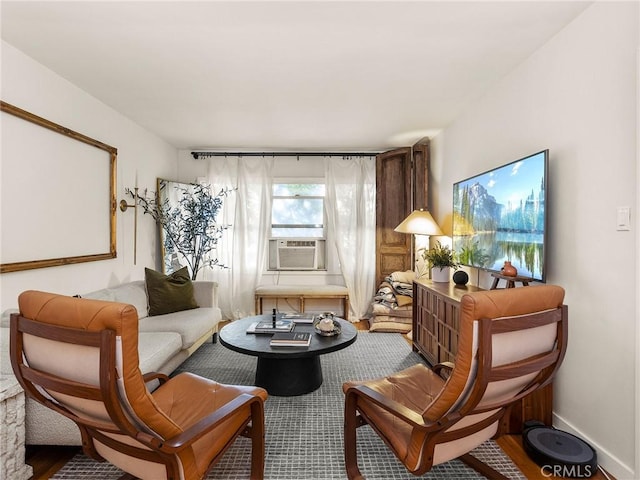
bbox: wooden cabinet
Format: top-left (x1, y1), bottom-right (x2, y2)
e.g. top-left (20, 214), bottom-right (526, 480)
top-left (412, 279), bottom-right (552, 433)
top-left (412, 279), bottom-right (483, 364)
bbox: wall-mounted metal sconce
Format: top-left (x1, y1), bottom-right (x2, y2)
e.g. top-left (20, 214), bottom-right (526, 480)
top-left (120, 186), bottom-right (138, 265)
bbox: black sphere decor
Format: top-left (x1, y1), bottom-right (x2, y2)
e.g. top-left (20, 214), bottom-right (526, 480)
top-left (453, 270), bottom-right (469, 286)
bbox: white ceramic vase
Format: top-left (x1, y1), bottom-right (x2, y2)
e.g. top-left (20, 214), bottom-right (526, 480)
top-left (431, 266), bottom-right (451, 283)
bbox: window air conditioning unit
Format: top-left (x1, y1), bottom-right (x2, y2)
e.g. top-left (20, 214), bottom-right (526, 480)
top-left (268, 238), bottom-right (326, 271)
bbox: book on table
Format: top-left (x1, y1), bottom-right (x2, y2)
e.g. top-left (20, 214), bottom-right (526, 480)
top-left (281, 313), bottom-right (316, 324)
top-left (246, 319), bottom-right (294, 334)
top-left (269, 331), bottom-right (312, 347)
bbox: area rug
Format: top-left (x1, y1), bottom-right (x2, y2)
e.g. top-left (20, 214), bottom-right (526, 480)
top-left (53, 332), bottom-right (525, 479)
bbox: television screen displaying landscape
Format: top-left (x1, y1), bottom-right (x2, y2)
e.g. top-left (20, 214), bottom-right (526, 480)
top-left (452, 150), bottom-right (548, 281)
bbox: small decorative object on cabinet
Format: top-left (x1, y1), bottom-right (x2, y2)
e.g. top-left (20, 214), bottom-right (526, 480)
top-left (502, 260), bottom-right (518, 277)
top-left (412, 278), bottom-right (553, 433)
top-left (452, 270), bottom-right (469, 286)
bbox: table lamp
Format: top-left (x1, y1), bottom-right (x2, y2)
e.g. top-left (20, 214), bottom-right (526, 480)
top-left (394, 209), bottom-right (443, 277)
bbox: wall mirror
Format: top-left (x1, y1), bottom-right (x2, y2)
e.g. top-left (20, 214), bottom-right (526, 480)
top-left (1, 101), bottom-right (117, 273)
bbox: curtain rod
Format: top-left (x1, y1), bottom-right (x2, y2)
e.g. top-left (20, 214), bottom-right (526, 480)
top-left (191, 151), bottom-right (380, 159)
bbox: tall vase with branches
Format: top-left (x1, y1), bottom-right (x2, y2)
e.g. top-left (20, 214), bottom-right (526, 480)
top-left (126, 183), bottom-right (234, 280)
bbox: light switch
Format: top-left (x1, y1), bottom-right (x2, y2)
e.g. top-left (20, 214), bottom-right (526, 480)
top-left (616, 206), bottom-right (631, 231)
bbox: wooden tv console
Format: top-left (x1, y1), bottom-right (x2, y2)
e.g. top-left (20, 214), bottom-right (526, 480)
top-left (412, 279), bottom-right (552, 434)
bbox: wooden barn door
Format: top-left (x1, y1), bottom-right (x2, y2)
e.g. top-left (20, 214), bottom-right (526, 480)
top-left (375, 139), bottom-right (431, 288)
top-left (375, 147), bottom-right (412, 288)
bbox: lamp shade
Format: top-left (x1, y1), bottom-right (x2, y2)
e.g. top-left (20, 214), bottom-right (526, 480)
top-left (394, 209), bottom-right (443, 236)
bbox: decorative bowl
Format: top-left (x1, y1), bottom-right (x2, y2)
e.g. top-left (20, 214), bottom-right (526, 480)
top-left (313, 318), bottom-right (341, 337)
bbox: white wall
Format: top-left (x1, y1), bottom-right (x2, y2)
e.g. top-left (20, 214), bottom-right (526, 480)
top-left (636, 7), bottom-right (640, 477)
top-left (431, 3), bottom-right (638, 478)
top-left (0, 41), bottom-right (178, 310)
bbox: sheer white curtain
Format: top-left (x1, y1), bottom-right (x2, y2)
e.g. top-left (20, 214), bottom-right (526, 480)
top-left (324, 156), bottom-right (377, 321)
top-left (205, 156), bottom-right (273, 319)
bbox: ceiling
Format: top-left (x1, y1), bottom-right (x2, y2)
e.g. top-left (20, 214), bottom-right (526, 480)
top-left (1, 1), bottom-right (591, 152)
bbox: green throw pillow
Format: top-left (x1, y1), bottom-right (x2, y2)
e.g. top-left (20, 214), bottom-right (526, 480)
top-left (145, 267), bottom-right (199, 316)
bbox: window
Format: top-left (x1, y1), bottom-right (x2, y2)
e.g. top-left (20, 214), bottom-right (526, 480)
top-left (271, 183), bottom-right (325, 238)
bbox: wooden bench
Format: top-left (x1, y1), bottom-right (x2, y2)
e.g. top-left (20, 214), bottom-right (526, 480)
top-left (255, 285), bottom-right (349, 320)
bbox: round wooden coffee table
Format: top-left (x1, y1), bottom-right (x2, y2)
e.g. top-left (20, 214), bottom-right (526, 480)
top-left (219, 315), bottom-right (357, 396)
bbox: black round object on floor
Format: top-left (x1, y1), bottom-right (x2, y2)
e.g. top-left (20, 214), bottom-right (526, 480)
top-left (523, 421), bottom-right (597, 478)
top-left (452, 270), bottom-right (469, 285)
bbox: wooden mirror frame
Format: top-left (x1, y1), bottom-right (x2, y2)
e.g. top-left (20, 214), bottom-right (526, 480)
top-left (0, 101), bottom-right (117, 273)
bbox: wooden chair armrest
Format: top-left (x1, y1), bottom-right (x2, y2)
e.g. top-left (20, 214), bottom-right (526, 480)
top-left (346, 384), bottom-right (428, 428)
top-left (159, 393), bottom-right (263, 452)
top-left (433, 362), bottom-right (455, 380)
top-left (142, 372), bottom-right (169, 385)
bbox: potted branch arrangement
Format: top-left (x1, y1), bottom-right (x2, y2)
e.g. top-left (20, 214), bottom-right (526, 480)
top-left (419, 241), bottom-right (459, 283)
top-left (126, 182), bottom-right (234, 280)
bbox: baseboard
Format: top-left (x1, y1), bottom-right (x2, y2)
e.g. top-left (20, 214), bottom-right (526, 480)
top-left (553, 413), bottom-right (634, 479)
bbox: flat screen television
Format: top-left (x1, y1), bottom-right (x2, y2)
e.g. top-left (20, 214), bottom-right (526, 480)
top-left (452, 150), bottom-right (548, 282)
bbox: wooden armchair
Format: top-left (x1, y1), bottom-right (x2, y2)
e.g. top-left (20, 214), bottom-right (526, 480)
top-left (343, 285), bottom-right (567, 479)
top-left (10, 290), bottom-right (267, 480)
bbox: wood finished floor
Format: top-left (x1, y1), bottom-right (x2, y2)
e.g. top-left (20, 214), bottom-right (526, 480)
top-left (24, 321), bottom-right (614, 480)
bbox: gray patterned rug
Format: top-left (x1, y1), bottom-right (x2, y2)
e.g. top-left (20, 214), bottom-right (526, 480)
top-left (53, 332), bottom-right (525, 479)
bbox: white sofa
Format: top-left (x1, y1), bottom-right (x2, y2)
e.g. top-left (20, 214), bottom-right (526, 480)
top-left (0, 279), bottom-right (221, 446)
